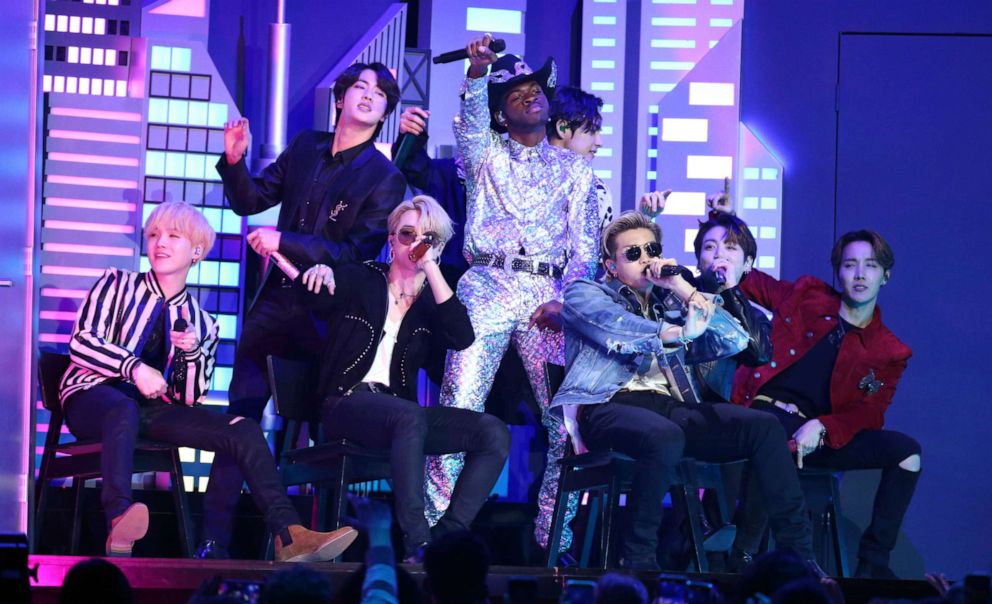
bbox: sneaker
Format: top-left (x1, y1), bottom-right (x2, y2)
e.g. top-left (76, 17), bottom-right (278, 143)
top-left (274, 525), bottom-right (359, 563)
top-left (106, 503), bottom-right (149, 557)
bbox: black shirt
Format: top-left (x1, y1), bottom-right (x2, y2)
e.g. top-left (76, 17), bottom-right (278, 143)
top-left (758, 317), bottom-right (857, 418)
top-left (294, 135), bottom-right (375, 233)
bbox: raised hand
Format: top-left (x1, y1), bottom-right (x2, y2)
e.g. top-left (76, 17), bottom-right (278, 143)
top-left (639, 189), bottom-right (672, 218)
top-left (706, 176), bottom-right (733, 215)
top-left (223, 118), bottom-right (250, 165)
top-left (399, 107), bottom-right (430, 136)
top-left (466, 33), bottom-right (498, 78)
top-left (301, 264), bottom-right (336, 295)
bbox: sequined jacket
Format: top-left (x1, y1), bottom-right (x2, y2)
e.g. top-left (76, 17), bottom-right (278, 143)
top-left (452, 77), bottom-right (600, 334)
top-left (732, 270), bottom-right (912, 449)
top-left (313, 262), bottom-right (475, 403)
top-left (549, 278), bottom-right (749, 409)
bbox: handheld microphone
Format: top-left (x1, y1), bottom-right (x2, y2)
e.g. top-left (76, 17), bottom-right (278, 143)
top-left (171, 316), bottom-right (188, 389)
top-left (432, 39), bottom-right (507, 64)
top-left (409, 232), bottom-right (439, 262)
top-left (697, 269), bottom-right (726, 294)
top-left (393, 132), bottom-right (419, 171)
top-left (270, 251), bottom-right (300, 280)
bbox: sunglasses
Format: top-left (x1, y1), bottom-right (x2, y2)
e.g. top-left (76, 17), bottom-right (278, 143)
top-left (620, 241), bottom-right (662, 262)
top-left (394, 227), bottom-right (442, 247)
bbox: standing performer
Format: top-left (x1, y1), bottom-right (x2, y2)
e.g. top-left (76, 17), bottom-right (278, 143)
top-left (59, 201), bottom-right (358, 561)
top-left (202, 62), bottom-right (406, 558)
top-left (424, 35), bottom-right (601, 552)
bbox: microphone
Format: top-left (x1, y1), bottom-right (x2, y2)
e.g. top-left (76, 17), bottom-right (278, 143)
top-left (393, 132), bottom-right (419, 171)
top-left (658, 264), bottom-right (694, 280)
top-left (432, 39), bottom-right (507, 64)
top-left (409, 232), bottom-right (439, 262)
top-left (270, 251), bottom-right (300, 281)
top-left (171, 316), bottom-right (188, 389)
top-left (697, 269), bottom-right (726, 294)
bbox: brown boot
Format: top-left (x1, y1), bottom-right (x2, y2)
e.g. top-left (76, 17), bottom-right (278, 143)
top-left (106, 503), bottom-right (149, 557)
top-left (274, 525), bottom-right (359, 563)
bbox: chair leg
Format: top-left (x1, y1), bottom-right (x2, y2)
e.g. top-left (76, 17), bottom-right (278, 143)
top-left (681, 483), bottom-right (709, 573)
top-left (330, 457), bottom-right (350, 531)
top-left (601, 468), bottom-right (622, 570)
top-left (580, 493), bottom-right (599, 568)
top-left (70, 479), bottom-right (84, 555)
top-left (33, 481), bottom-right (49, 553)
top-left (545, 465), bottom-right (572, 568)
top-left (170, 449), bottom-right (194, 558)
top-left (828, 474), bottom-right (849, 578)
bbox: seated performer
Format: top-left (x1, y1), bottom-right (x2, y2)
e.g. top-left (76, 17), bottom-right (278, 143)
top-left (59, 201), bottom-right (358, 560)
top-left (729, 217), bottom-right (919, 579)
top-left (301, 195), bottom-right (510, 563)
top-left (550, 211), bottom-right (818, 570)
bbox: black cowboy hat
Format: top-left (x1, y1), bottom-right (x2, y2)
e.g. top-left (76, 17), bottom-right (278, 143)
top-left (486, 54), bottom-right (557, 133)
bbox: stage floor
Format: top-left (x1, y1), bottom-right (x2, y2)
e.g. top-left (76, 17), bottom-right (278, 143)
top-left (28, 555), bottom-right (940, 604)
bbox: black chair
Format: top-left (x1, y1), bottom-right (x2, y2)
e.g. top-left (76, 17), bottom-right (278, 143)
top-left (542, 363), bottom-right (741, 570)
top-left (545, 450), bottom-right (743, 570)
top-left (266, 356), bottom-right (391, 538)
top-left (798, 467), bottom-right (849, 577)
top-left (33, 351), bottom-right (194, 556)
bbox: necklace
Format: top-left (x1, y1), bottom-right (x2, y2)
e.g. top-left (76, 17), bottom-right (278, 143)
top-left (387, 279), bottom-right (425, 305)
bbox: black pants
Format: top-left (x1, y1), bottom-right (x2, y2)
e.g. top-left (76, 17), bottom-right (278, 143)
top-left (204, 285), bottom-right (324, 546)
top-left (736, 404), bottom-right (921, 568)
top-left (578, 391), bottom-right (813, 564)
top-left (322, 388), bottom-right (510, 556)
top-left (65, 384), bottom-right (300, 538)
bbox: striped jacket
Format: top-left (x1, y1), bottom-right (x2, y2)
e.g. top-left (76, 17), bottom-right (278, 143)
top-left (59, 268), bottom-right (219, 406)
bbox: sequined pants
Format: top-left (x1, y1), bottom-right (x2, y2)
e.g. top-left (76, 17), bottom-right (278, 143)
top-left (424, 322), bottom-right (579, 552)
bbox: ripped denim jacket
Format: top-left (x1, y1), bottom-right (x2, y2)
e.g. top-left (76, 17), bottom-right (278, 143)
top-left (550, 278), bottom-right (749, 410)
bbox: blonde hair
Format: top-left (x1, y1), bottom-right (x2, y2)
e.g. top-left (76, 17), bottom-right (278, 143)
top-left (386, 195), bottom-right (456, 244)
top-left (600, 211), bottom-right (662, 281)
top-left (144, 201), bottom-right (216, 258)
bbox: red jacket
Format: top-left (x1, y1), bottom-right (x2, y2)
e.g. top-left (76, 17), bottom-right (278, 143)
top-left (732, 270), bottom-right (912, 448)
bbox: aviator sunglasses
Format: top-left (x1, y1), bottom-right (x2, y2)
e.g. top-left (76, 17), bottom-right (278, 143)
top-left (620, 241), bottom-right (662, 262)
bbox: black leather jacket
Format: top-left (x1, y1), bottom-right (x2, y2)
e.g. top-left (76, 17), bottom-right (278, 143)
top-left (692, 284), bottom-right (772, 401)
top-left (313, 262), bottom-right (475, 403)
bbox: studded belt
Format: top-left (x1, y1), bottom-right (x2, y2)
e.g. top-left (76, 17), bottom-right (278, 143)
top-left (471, 252), bottom-right (564, 280)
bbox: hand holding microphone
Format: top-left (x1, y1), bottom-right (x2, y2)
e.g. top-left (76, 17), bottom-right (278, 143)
top-left (169, 307), bottom-right (197, 353)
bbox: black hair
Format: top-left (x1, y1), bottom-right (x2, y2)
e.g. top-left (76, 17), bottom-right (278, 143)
top-left (693, 211), bottom-right (758, 264)
top-left (547, 85), bottom-right (604, 140)
top-left (332, 62), bottom-right (400, 138)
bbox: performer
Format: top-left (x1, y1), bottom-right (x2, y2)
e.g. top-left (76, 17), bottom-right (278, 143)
top-left (423, 35), bottom-right (601, 551)
top-left (59, 201), bottom-right (358, 561)
top-left (301, 195), bottom-right (509, 563)
top-left (545, 85), bottom-right (669, 254)
top-left (550, 211), bottom-right (817, 570)
top-left (691, 210), bottom-right (772, 401)
top-left (203, 62), bottom-right (407, 557)
top-left (729, 219), bottom-right (920, 579)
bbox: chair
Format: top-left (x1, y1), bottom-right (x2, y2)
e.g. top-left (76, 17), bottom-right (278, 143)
top-left (33, 351), bottom-right (194, 556)
top-left (266, 356), bottom-right (391, 538)
top-left (542, 363), bottom-right (741, 571)
top-left (546, 451), bottom-right (743, 570)
top-left (798, 467), bottom-right (849, 577)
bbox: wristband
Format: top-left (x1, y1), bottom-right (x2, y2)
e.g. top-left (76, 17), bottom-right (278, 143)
top-left (677, 327), bottom-right (693, 347)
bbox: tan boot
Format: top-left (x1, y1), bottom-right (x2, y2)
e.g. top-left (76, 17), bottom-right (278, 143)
top-left (106, 503), bottom-right (149, 557)
top-left (274, 525), bottom-right (359, 563)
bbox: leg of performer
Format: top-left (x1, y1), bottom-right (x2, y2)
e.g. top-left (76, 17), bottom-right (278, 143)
top-left (425, 330), bottom-right (511, 526)
top-left (514, 325), bottom-right (579, 553)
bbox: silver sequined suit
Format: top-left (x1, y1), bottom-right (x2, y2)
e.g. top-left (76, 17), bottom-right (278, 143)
top-left (423, 76), bottom-right (600, 553)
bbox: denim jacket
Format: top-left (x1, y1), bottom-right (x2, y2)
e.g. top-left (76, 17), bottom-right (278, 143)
top-left (550, 278), bottom-right (749, 411)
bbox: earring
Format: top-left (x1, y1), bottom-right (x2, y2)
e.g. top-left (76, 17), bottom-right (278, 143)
top-left (387, 246), bottom-right (394, 263)
top-left (496, 112), bottom-right (507, 126)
